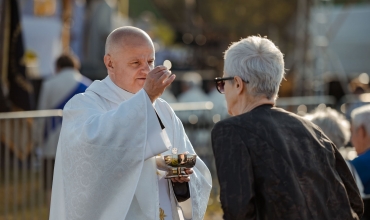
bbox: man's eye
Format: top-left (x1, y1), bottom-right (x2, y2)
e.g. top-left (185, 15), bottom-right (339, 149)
top-left (148, 60), bottom-right (154, 65)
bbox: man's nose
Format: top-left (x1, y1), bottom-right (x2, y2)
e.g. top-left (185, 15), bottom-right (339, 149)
top-left (142, 62), bottom-right (152, 73)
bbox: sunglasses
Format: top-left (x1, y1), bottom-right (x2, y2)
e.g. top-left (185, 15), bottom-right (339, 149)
top-left (214, 76), bottom-right (249, 94)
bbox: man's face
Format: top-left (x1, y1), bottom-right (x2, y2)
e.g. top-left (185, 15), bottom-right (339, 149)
top-left (351, 125), bottom-right (365, 155)
top-left (108, 38), bottom-right (155, 93)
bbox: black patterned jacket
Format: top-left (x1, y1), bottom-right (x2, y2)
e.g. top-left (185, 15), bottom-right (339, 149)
top-left (211, 104), bottom-right (363, 220)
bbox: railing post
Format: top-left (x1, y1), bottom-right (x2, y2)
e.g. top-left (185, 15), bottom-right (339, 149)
top-left (4, 119), bottom-right (10, 218)
top-left (13, 118), bottom-right (19, 218)
top-left (21, 118), bottom-right (28, 220)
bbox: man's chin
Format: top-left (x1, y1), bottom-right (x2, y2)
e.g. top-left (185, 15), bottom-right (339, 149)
top-left (132, 82), bottom-right (145, 93)
top-left (138, 79), bottom-right (147, 84)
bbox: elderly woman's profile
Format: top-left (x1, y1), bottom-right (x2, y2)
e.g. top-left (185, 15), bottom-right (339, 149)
top-left (211, 36), bottom-right (363, 220)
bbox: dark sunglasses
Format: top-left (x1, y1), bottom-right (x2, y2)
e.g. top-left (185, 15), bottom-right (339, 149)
top-left (214, 76), bottom-right (248, 94)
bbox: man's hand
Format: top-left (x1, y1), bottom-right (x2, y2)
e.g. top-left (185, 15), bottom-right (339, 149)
top-left (144, 66), bottom-right (175, 102)
top-left (155, 155), bottom-right (168, 171)
top-left (171, 168), bottom-right (193, 183)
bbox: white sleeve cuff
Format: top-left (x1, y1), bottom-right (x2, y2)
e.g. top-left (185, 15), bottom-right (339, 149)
top-left (141, 89), bottom-right (171, 160)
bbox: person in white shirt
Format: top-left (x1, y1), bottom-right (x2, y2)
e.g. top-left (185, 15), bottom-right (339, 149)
top-left (37, 53), bottom-right (91, 204)
top-left (49, 26), bottom-right (212, 220)
top-left (177, 71), bottom-right (209, 104)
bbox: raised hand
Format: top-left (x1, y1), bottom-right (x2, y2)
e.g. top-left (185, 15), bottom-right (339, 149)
top-left (144, 66), bottom-right (175, 102)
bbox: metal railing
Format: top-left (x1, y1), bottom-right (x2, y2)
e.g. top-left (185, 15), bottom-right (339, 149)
top-left (0, 110), bottom-right (62, 220)
top-left (276, 95), bottom-right (336, 114)
top-left (0, 106), bottom-right (217, 220)
top-left (0, 96), bottom-right (341, 219)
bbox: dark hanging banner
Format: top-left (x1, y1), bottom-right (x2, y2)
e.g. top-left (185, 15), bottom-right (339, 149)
top-left (0, 0), bottom-right (10, 112)
top-left (0, 0), bottom-right (4, 61)
top-left (6, 0), bottom-right (35, 111)
top-left (0, 0), bottom-right (4, 80)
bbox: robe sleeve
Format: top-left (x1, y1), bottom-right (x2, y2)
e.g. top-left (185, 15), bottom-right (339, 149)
top-left (50, 89), bottom-right (170, 220)
top-left (66, 89), bottom-right (170, 158)
top-left (164, 103), bottom-right (212, 220)
top-left (334, 145), bottom-right (364, 217)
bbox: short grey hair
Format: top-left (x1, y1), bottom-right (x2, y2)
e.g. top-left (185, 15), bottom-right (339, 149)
top-left (351, 104), bottom-right (370, 136)
top-left (224, 36), bottom-right (285, 100)
top-left (305, 107), bottom-right (350, 148)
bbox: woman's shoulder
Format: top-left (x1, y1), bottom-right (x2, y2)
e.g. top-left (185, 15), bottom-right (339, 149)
top-left (217, 107), bottom-right (272, 124)
top-left (213, 106), bottom-right (294, 134)
top-left (212, 115), bottom-right (250, 136)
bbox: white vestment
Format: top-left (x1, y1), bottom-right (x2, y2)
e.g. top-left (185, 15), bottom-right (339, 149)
top-left (49, 76), bottom-right (212, 220)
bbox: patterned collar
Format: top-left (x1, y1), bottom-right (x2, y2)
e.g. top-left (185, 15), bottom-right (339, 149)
top-left (87, 76), bottom-right (136, 104)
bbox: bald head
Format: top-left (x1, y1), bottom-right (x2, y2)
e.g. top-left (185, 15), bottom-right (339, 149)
top-left (103, 26), bottom-right (156, 94)
top-left (105, 26), bottom-right (153, 55)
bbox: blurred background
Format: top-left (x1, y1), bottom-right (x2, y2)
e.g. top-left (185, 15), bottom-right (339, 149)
top-left (1, 0), bottom-right (370, 219)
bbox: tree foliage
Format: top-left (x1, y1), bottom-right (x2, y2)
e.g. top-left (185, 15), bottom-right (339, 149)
top-left (149, 0), bottom-right (298, 72)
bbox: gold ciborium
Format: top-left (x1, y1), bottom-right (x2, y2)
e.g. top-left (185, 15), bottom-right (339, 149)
top-left (163, 154), bottom-right (196, 179)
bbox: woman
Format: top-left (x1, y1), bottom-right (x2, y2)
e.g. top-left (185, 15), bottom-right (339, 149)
top-left (211, 36), bottom-right (363, 220)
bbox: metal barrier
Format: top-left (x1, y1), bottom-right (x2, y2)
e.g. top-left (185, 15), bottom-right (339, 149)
top-left (0, 110), bottom-right (62, 220)
top-left (0, 106), bottom-right (217, 220)
top-left (0, 97), bottom-right (340, 219)
top-left (276, 95), bottom-right (336, 115)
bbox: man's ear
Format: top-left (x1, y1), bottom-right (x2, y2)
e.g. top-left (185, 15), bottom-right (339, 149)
top-left (104, 54), bottom-right (114, 71)
top-left (359, 125), bottom-right (367, 138)
top-left (234, 76), bottom-right (245, 94)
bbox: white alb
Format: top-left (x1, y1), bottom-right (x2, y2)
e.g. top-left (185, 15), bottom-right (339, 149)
top-left (49, 76), bottom-right (212, 220)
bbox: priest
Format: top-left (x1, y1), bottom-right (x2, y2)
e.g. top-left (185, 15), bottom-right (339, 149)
top-left (49, 26), bottom-right (212, 220)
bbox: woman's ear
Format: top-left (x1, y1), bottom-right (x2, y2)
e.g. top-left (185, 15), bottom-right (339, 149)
top-left (234, 76), bottom-right (245, 94)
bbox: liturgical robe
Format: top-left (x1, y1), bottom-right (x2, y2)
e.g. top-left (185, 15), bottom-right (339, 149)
top-left (49, 76), bottom-right (212, 220)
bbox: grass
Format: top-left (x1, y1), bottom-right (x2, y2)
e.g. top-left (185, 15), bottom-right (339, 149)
top-left (204, 193), bottom-right (223, 220)
top-left (0, 170), bottom-right (49, 220)
top-left (0, 169), bottom-right (222, 220)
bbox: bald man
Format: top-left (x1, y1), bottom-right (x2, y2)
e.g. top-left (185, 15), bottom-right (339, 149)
top-left (49, 26), bottom-right (212, 220)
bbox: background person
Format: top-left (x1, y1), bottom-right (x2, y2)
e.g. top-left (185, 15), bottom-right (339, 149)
top-left (37, 53), bottom-right (91, 204)
top-left (177, 72), bottom-right (211, 164)
top-left (304, 107), bottom-right (351, 158)
top-left (304, 107), bottom-right (365, 197)
top-left (211, 36), bottom-right (363, 220)
top-left (350, 104), bottom-right (370, 219)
